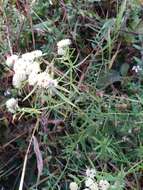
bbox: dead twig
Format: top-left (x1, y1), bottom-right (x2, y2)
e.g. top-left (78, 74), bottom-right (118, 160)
top-left (18, 119), bottom-right (39, 190)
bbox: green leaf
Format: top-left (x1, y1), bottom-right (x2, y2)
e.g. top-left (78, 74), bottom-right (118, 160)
top-left (97, 70), bottom-right (121, 89)
top-left (120, 63), bottom-right (129, 76)
top-left (135, 20), bottom-right (143, 34)
top-left (54, 89), bottom-right (77, 108)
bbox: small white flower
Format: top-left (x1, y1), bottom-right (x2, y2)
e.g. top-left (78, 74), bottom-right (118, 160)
top-left (46, 78), bottom-right (58, 88)
top-left (57, 39), bottom-right (71, 48)
top-left (85, 178), bottom-right (98, 190)
top-left (28, 72), bottom-right (38, 86)
top-left (37, 72), bottom-right (58, 89)
top-left (6, 54), bottom-right (18, 68)
top-left (25, 61), bottom-right (34, 75)
top-left (132, 65), bottom-right (142, 73)
top-left (86, 168), bottom-right (96, 179)
top-left (12, 71), bottom-right (27, 88)
top-left (49, 0), bottom-right (53, 5)
top-left (57, 39), bottom-right (71, 55)
top-left (90, 183), bottom-right (99, 190)
top-left (83, 188), bottom-right (90, 190)
top-left (25, 61), bottom-right (40, 75)
top-left (21, 52), bottom-right (33, 61)
top-left (128, 129), bottom-right (132, 133)
top-left (6, 98), bottom-right (19, 113)
top-left (13, 58), bottom-right (27, 73)
top-left (57, 47), bottom-right (67, 55)
top-left (85, 178), bottom-right (94, 187)
top-left (4, 89), bottom-right (11, 96)
top-left (69, 182), bottom-right (78, 190)
top-left (36, 72), bottom-right (50, 88)
top-left (30, 50), bottom-right (43, 58)
top-left (122, 136), bottom-right (129, 142)
top-left (22, 50), bottom-right (42, 60)
top-left (32, 62), bottom-right (41, 73)
top-left (98, 180), bottom-right (110, 190)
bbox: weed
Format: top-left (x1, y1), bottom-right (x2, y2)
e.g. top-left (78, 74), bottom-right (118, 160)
top-left (0, 0), bottom-right (143, 190)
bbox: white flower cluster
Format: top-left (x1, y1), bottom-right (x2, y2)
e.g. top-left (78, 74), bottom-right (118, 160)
top-left (6, 50), bottom-right (58, 89)
top-left (69, 168), bottom-right (110, 190)
top-left (31, 71), bottom-right (58, 89)
top-left (6, 98), bottom-right (19, 113)
top-left (57, 39), bottom-right (71, 55)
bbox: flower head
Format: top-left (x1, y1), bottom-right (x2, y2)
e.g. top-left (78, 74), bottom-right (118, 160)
top-left (30, 50), bottom-right (43, 58)
top-left (11, 50), bottom-right (42, 88)
top-left (69, 182), bottom-right (78, 190)
top-left (37, 71), bottom-right (58, 89)
top-left (6, 54), bottom-right (18, 68)
top-left (5, 50), bottom-right (59, 90)
top-left (25, 61), bottom-right (40, 75)
top-left (85, 178), bottom-right (99, 190)
top-left (86, 168), bottom-right (96, 179)
top-left (57, 39), bottom-right (71, 55)
top-left (6, 98), bottom-right (19, 113)
top-left (90, 183), bottom-right (99, 190)
top-left (13, 58), bottom-right (27, 73)
top-left (22, 50), bottom-right (42, 60)
top-left (12, 71), bottom-right (27, 88)
top-left (98, 180), bottom-right (110, 190)
top-left (13, 58), bottom-right (40, 75)
top-left (28, 72), bottom-right (38, 86)
top-left (57, 47), bottom-right (67, 55)
top-left (57, 39), bottom-right (71, 48)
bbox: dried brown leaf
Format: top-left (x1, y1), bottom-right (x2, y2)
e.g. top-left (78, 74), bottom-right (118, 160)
top-left (33, 136), bottom-right (43, 183)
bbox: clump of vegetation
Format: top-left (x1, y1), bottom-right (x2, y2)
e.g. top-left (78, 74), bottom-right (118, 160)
top-left (0, 0), bottom-right (143, 189)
